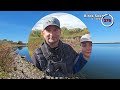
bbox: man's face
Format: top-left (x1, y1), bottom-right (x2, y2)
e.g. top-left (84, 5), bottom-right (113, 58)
top-left (42, 25), bottom-right (61, 45)
top-left (81, 41), bottom-right (92, 59)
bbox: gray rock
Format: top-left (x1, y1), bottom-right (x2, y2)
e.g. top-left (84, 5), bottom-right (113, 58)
top-left (3, 51), bottom-right (86, 79)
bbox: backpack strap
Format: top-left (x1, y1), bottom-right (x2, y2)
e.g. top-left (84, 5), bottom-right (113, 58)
top-left (40, 42), bottom-right (52, 61)
top-left (35, 47), bottom-right (48, 71)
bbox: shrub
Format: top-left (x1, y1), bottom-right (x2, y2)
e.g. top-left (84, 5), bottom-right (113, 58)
top-left (0, 43), bottom-right (15, 72)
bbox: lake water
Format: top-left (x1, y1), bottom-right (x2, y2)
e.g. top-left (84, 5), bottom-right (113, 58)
top-left (16, 44), bottom-right (120, 79)
top-left (16, 47), bottom-right (32, 63)
top-left (80, 44), bottom-right (120, 79)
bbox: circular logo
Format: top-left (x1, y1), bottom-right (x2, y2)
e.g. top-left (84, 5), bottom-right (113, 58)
top-left (101, 14), bottom-right (114, 27)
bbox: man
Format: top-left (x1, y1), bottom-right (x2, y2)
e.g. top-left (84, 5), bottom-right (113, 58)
top-left (31, 17), bottom-right (78, 77)
top-left (73, 34), bottom-right (92, 74)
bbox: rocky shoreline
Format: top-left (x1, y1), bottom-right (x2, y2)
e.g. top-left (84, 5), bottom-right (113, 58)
top-left (8, 55), bottom-right (45, 79)
top-left (1, 51), bottom-right (86, 79)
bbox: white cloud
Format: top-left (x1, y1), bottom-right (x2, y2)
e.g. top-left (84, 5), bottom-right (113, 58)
top-left (32, 12), bottom-right (87, 30)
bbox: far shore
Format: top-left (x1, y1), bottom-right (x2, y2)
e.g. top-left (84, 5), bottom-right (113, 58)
top-left (93, 43), bottom-right (120, 44)
top-left (11, 44), bottom-right (28, 47)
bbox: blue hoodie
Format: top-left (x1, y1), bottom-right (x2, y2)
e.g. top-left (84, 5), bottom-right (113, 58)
top-left (73, 53), bottom-right (87, 74)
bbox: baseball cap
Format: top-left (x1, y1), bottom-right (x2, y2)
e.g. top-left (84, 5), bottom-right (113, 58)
top-left (43, 17), bottom-right (60, 30)
top-left (80, 34), bottom-right (92, 43)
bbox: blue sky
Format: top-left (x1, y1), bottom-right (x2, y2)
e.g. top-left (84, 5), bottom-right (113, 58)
top-left (0, 11), bottom-right (120, 43)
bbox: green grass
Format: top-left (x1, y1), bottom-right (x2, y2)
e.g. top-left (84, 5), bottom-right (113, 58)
top-left (0, 71), bottom-right (10, 79)
top-left (28, 36), bottom-right (44, 56)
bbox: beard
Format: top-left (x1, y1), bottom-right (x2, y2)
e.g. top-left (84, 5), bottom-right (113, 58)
top-left (48, 37), bottom-right (59, 43)
top-left (46, 38), bottom-right (60, 48)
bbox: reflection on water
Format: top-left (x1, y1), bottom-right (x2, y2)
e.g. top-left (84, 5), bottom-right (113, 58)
top-left (15, 46), bottom-right (32, 63)
top-left (17, 46), bottom-right (24, 50)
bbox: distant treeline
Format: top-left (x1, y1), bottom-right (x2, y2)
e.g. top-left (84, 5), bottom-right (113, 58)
top-left (93, 43), bottom-right (120, 44)
top-left (31, 27), bottom-right (89, 39)
top-left (0, 39), bottom-right (27, 45)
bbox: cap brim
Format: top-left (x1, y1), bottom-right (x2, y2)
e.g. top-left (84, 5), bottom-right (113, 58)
top-left (80, 38), bottom-right (92, 43)
top-left (43, 24), bottom-right (60, 30)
